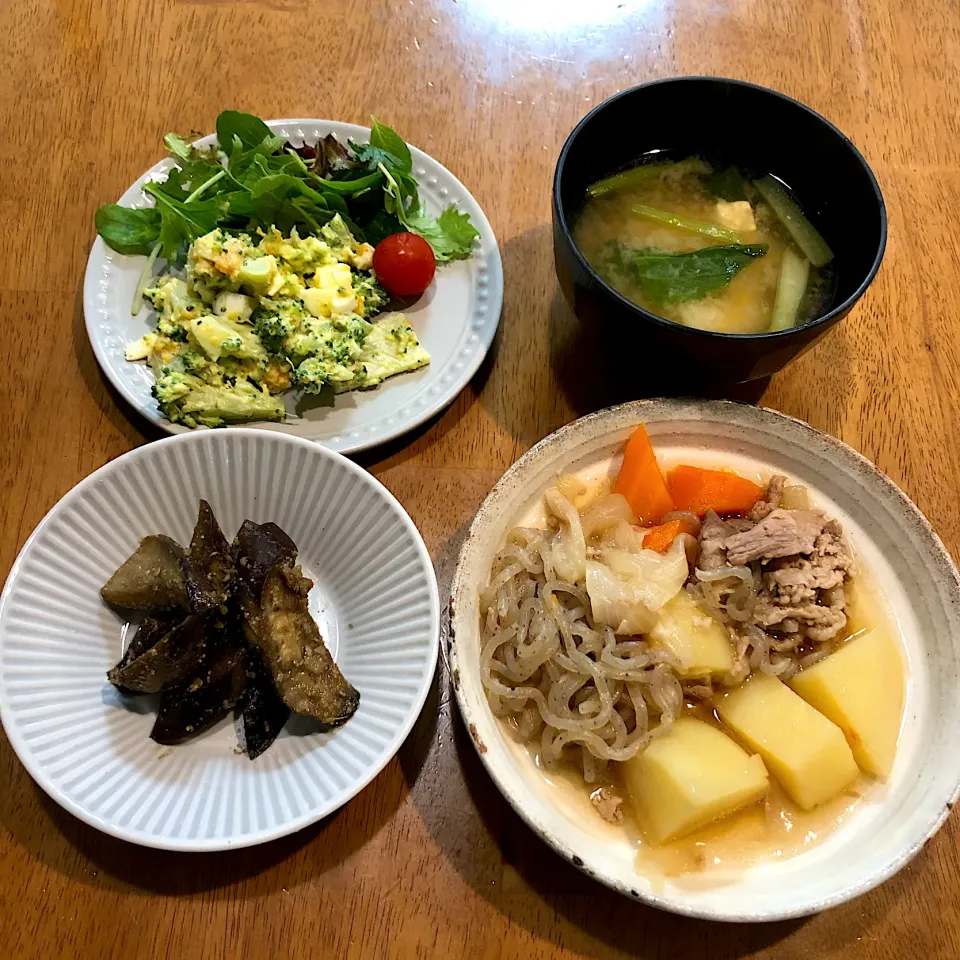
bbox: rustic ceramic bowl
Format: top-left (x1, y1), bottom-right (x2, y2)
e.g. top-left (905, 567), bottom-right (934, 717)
top-left (449, 398), bottom-right (960, 921)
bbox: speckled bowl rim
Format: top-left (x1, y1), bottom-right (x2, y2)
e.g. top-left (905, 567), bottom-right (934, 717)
top-left (449, 398), bottom-right (960, 921)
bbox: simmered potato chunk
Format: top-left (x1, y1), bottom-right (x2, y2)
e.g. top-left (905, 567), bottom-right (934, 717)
top-left (789, 630), bottom-right (904, 778)
top-left (622, 717), bottom-right (769, 844)
top-left (716, 672), bottom-right (859, 809)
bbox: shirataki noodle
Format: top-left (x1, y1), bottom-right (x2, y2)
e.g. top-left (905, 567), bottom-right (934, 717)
top-left (480, 525), bottom-right (682, 782)
top-left (479, 476), bottom-right (850, 784)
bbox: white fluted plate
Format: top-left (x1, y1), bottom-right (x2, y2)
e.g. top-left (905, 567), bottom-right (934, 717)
top-left (0, 430), bottom-right (439, 850)
top-left (83, 119), bottom-right (503, 453)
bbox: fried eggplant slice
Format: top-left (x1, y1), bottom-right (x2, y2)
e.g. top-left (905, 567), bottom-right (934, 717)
top-left (107, 608), bottom-right (222, 694)
top-left (151, 646), bottom-right (248, 745)
top-left (240, 648), bottom-right (291, 759)
top-left (233, 520), bottom-right (297, 597)
top-left (184, 500), bottom-right (235, 612)
top-left (247, 562), bottom-right (359, 726)
top-left (110, 616), bottom-right (178, 694)
top-left (101, 535), bottom-right (188, 613)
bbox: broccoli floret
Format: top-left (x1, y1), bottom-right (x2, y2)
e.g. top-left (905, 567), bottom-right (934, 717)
top-left (157, 318), bottom-right (189, 341)
top-left (352, 272), bottom-right (388, 318)
top-left (253, 299), bottom-right (307, 353)
top-left (153, 370), bottom-right (194, 405)
top-left (181, 350), bottom-right (210, 374)
top-left (286, 314), bottom-right (372, 362)
top-left (253, 312), bottom-right (294, 353)
top-left (153, 372), bottom-right (284, 428)
top-left (292, 356), bottom-right (358, 394)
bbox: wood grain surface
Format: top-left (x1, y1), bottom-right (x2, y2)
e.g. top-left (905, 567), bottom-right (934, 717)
top-left (3, 0), bottom-right (960, 956)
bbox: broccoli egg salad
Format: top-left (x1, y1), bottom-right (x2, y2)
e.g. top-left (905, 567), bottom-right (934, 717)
top-left (126, 217), bottom-right (429, 428)
top-left (96, 110), bottom-right (481, 429)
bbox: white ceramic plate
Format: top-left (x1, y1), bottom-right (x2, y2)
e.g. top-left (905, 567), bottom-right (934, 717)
top-left (83, 119), bottom-right (503, 453)
top-left (450, 398), bottom-right (960, 921)
top-left (0, 430), bottom-right (439, 850)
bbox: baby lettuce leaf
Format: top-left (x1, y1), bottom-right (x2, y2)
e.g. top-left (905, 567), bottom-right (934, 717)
top-left (248, 175), bottom-right (336, 234)
top-left (94, 205), bottom-right (161, 255)
top-left (606, 243), bottom-right (768, 305)
top-left (360, 208), bottom-right (405, 246)
top-left (216, 110), bottom-right (281, 152)
top-left (308, 169), bottom-right (384, 195)
top-left (94, 110), bottom-right (480, 263)
top-left (369, 118), bottom-right (413, 173)
top-left (142, 182), bottom-right (231, 261)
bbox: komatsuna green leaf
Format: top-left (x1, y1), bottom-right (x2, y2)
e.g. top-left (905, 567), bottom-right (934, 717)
top-left (705, 167), bottom-right (749, 202)
top-left (216, 110), bottom-right (279, 152)
top-left (94, 204), bottom-right (162, 255)
top-left (368, 118), bottom-right (412, 173)
top-left (605, 243), bottom-right (768, 305)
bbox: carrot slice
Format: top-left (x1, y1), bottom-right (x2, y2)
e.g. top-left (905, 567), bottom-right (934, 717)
top-left (614, 425), bottom-right (675, 524)
top-left (642, 516), bottom-right (701, 554)
top-left (666, 465), bottom-right (764, 518)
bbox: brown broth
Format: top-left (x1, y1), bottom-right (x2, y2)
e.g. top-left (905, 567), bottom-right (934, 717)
top-left (507, 461), bottom-right (904, 880)
top-left (573, 159), bottom-right (834, 334)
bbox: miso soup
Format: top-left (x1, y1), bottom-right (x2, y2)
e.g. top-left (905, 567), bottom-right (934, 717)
top-left (573, 158), bottom-right (835, 334)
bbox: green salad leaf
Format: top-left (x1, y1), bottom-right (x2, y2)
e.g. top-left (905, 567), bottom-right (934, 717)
top-left (605, 243), bottom-right (768, 305)
top-left (94, 110), bottom-right (479, 265)
top-left (369, 117), bottom-right (413, 172)
top-left (380, 164), bottom-right (479, 261)
top-left (142, 183), bottom-right (229, 261)
top-left (248, 174), bottom-right (337, 234)
top-left (94, 205), bottom-right (161, 255)
top-left (216, 110), bottom-right (282, 152)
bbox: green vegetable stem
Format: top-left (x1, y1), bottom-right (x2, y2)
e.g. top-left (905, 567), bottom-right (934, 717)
top-left (585, 163), bottom-right (672, 198)
top-left (631, 204), bottom-right (742, 243)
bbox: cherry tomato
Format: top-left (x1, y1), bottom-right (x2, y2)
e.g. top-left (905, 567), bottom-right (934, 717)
top-left (373, 232), bottom-right (436, 297)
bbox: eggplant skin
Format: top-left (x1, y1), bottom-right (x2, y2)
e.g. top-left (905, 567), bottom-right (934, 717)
top-left (151, 646), bottom-right (248, 746)
top-left (107, 609), bottom-right (223, 694)
top-left (184, 500), bottom-right (235, 612)
top-left (101, 535), bottom-right (188, 614)
top-left (249, 562), bottom-right (360, 727)
top-left (233, 520), bottom-right (297, 598)
top-left (111, 617), bottom-right (178, 695)
top-left (240, 648), bottom-right (291, 759)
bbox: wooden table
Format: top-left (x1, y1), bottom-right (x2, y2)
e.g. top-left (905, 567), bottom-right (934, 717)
top-left (3, 0), bottom-right (960, 955)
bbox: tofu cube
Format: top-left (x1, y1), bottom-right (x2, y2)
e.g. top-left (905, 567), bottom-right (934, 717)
top-left (788, 630), bottom-right (904, 778)
top-left (717, 672), bottom-right (859, 809)
top-left (622, 717), bottom-right (769, 844)
top-left (649, 590), bottom-right (734, 678)
top-left (714, 200), bottom-right (757, 233)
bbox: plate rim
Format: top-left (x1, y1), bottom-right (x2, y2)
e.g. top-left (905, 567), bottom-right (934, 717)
top-left (449, 397), bottom-right (960, 921)
top-left (82, 117), bottom-right (503, 454)
top-left (0, 428), bottom-right (441, 851)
